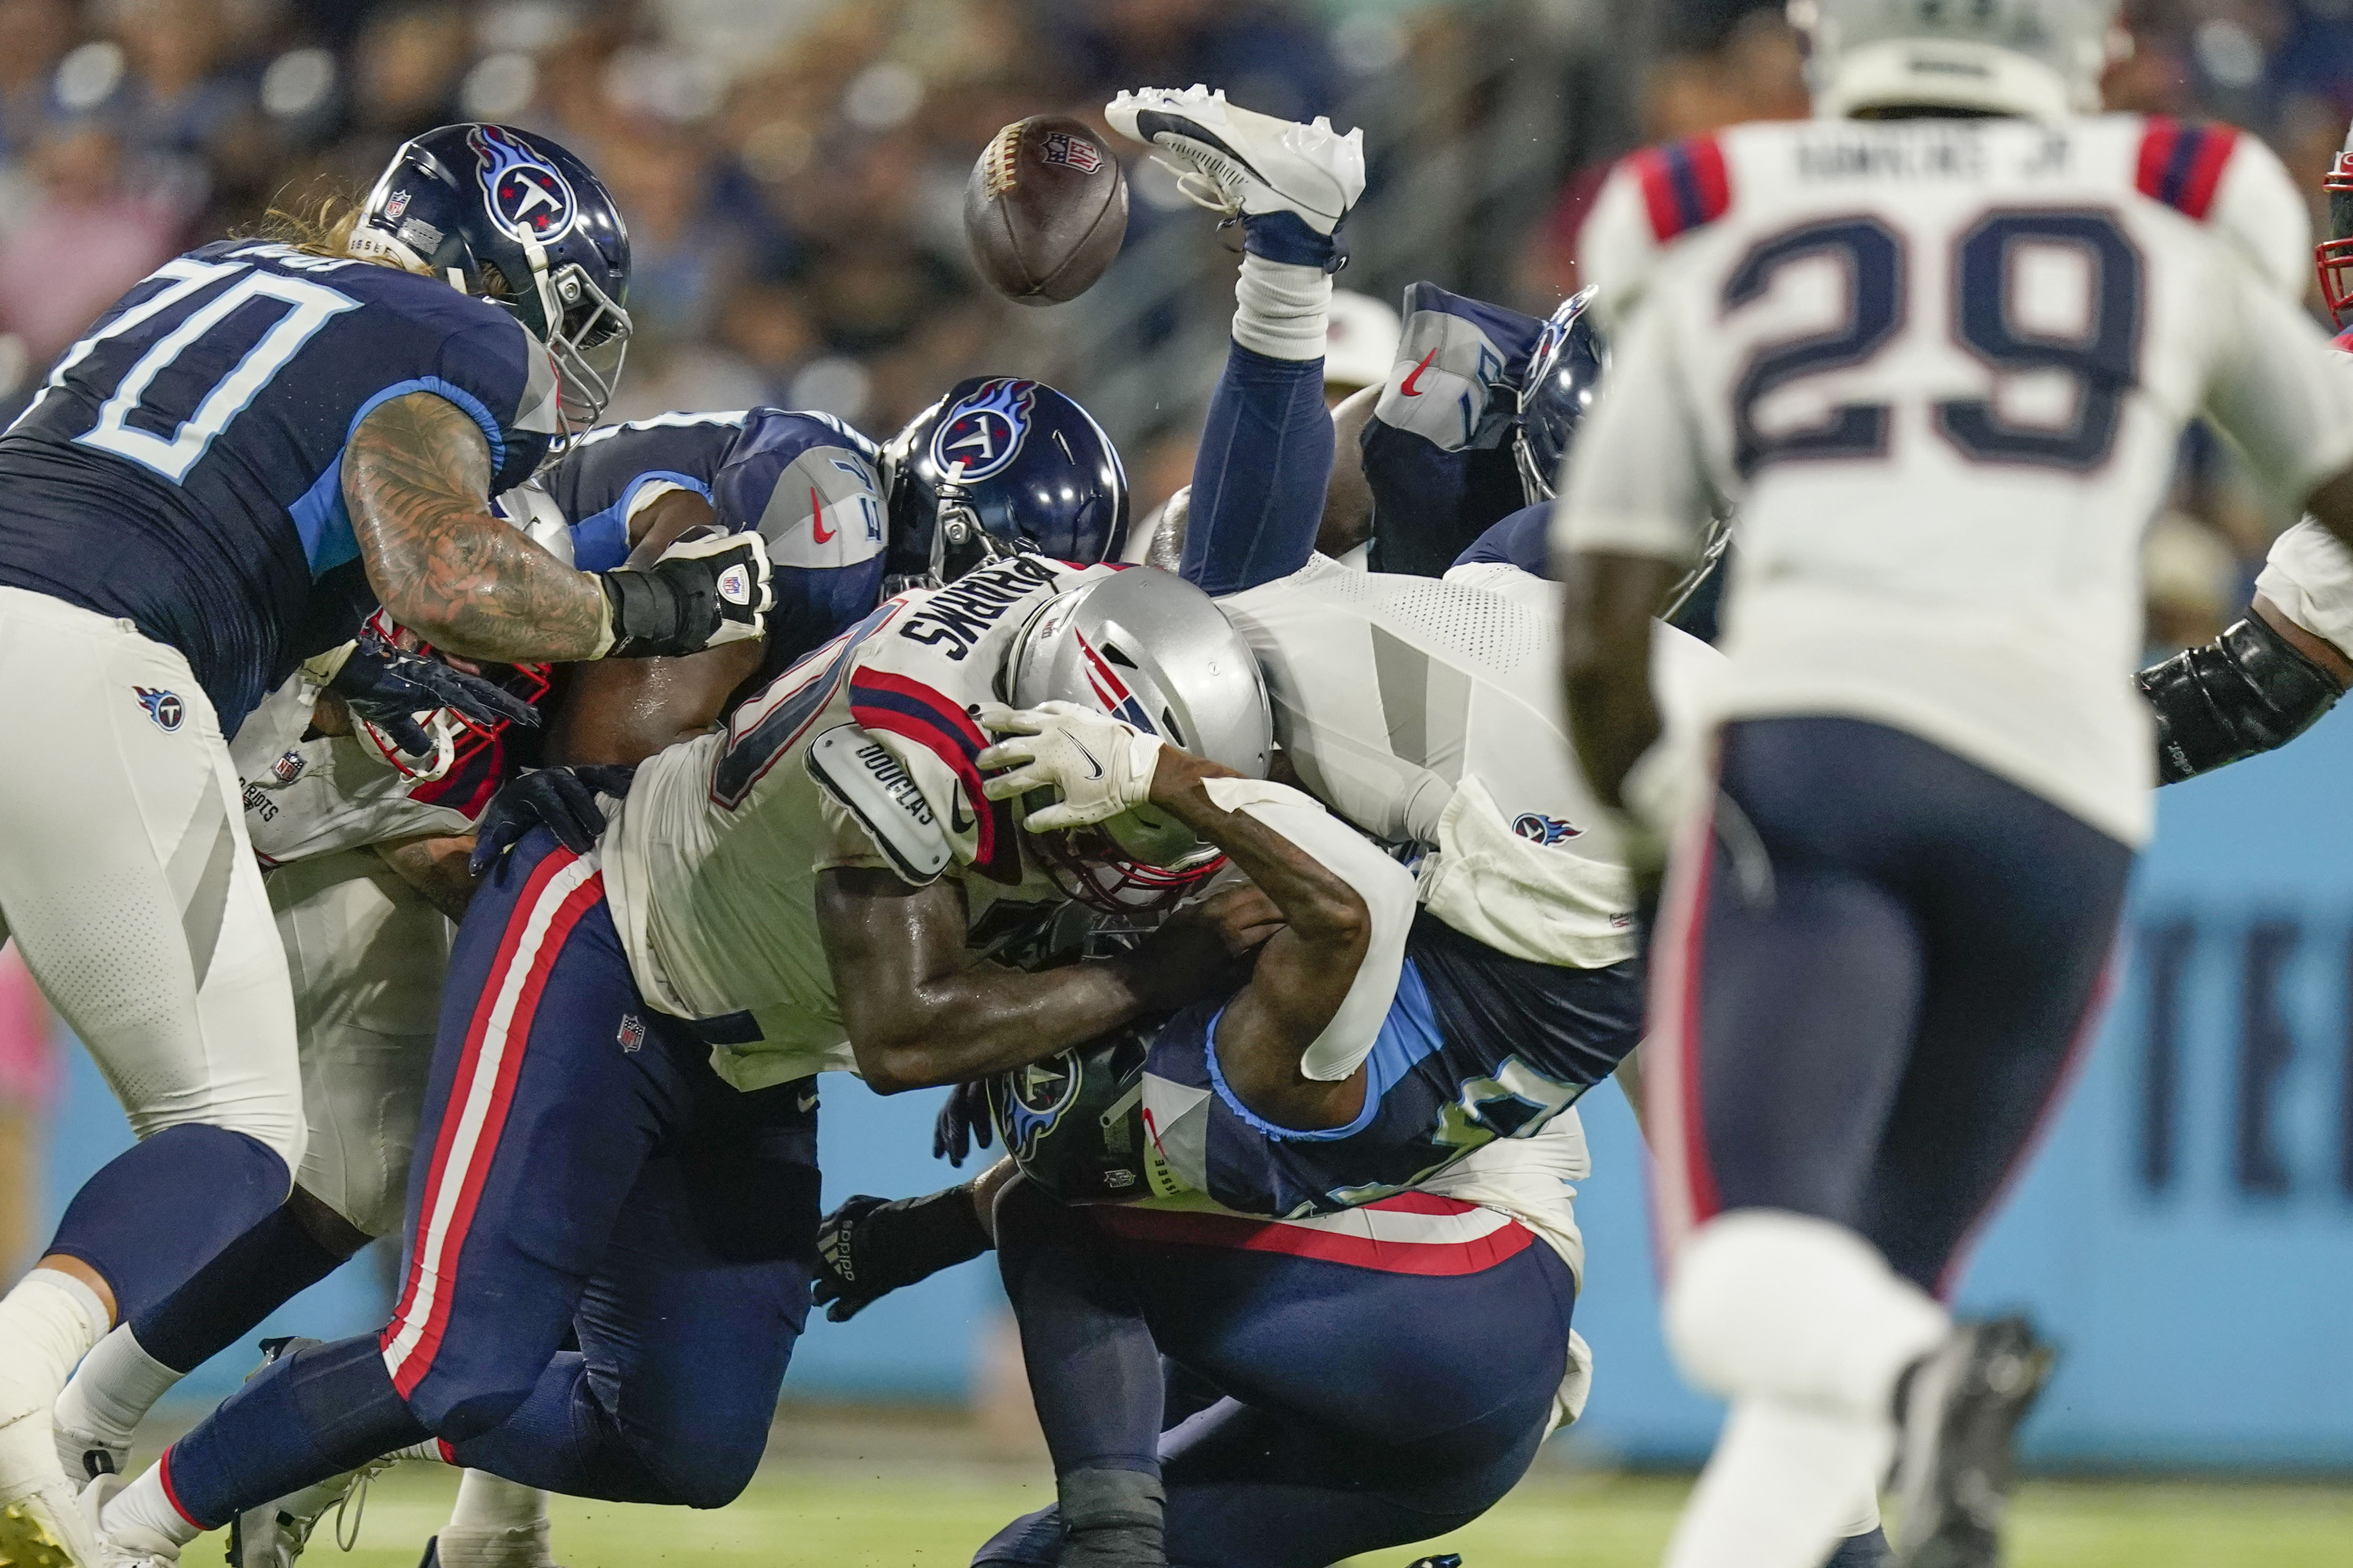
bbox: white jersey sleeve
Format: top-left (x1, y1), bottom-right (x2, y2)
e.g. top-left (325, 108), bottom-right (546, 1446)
top-left (1545, 293), bottom-right (1714, 564)
top-left (2196, 129), bottom-right (2311, 299)
top-left (2202, 274), bottom-right (2353, 509)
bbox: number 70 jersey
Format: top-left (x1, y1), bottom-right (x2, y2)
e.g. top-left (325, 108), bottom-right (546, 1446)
top-left (0, 239), bottom-right (559, 734)
top-left (1558, 115), bottom-right (2353, 847)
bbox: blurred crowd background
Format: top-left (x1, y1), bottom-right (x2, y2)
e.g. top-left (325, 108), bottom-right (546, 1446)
top-left (0, 1), bottom-right (2334, 628)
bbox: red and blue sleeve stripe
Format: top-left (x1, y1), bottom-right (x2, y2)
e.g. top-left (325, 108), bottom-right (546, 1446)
top-left (1629, 136), bottom-right (1733, 244)
top-left (2136, 117), bottom-right (2239, 222)
top-left (847, 668), bottom-right (1021, 883)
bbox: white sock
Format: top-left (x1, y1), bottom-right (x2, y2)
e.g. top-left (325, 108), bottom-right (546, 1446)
top-left (0, 1269), bottom-right (110, 1413)
top-left (447, 1469), bottom-right (547, 1531)
top-left (54, 1324), bottom-right (181, 1456)
top-left (1835, 1483), bottom-right (1883, 1538)
top-left (1232, 254), bottom-right (1331, 361)
top-left (1664, 1212), bottom-right (1948, 1417)
top-left (102, 1462), bottom-right (203, 1548)
top-left (1665, 1397), bottom-right (1895, 1568)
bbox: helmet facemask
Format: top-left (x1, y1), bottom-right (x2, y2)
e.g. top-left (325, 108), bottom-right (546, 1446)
top-left (524, 250), bottom-right (631, 435)
top-left (1023, 801), bottom-right (1227, 918)
top-left (2321, 150), bottom-right (2353, 327)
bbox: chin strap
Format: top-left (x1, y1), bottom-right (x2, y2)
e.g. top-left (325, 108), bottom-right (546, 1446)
top-left (2138, 613), bottom-right (2347, 784)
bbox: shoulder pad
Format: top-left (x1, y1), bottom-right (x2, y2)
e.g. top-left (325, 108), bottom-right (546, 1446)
top-left (805, 723), bottom-right (954, 883)
top-left (845, 665), bottom-right (1023, 884)
top-left (726, 439), bottom-right (887, 569)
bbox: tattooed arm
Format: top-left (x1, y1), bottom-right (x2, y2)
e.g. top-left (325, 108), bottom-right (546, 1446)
top-left (345, 391), bottom-right (611, 662)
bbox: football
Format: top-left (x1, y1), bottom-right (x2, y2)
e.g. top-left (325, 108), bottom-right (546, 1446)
top-left (962, 114), bottom-right (1129, 306)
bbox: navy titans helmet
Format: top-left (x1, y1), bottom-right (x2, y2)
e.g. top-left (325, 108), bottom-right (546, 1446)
top-left (880, 377), bottom-right (1129, 586)
top-left (1513, 287), bottom-right (1607, 506)
top-left (351, 123), bottom-right (633, 433)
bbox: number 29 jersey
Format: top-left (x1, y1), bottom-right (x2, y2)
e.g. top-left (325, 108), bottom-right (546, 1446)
top-left (0, 239), bottom-right (558, 734)
top-left (1556, 114), bottom-right (2353, 846)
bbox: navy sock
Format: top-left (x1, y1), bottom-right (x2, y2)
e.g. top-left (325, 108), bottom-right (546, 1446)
top-left (164, 1334), bottom-right (427, 1529)
top-left (1823, 1526), bottom-right (1893, 1567)
top-left (131, 1204), bottom-right (355, 1374)
top-left (994, 1183), bottom-right (1161, 1478)
top-left (46, 1124), bottom-right (289, 1323)
top-left (1241, 211), bottom-right (1341, 271)
top-left (1183, 341), bottom-right (1333, 596)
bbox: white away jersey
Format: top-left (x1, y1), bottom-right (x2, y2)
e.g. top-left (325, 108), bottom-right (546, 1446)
top-left (1554, 114), bottom-right (2353, 845)
top-left (599, 554), bottom-right (1119, 1090)
top-left (1214, 554), bottom-right (1722, 969)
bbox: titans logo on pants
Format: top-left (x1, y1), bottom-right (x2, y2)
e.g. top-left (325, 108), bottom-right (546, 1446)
top-left (930, 378), bottom-right (1038, 483)
top-left (134, 686), bottom-right (185, 732)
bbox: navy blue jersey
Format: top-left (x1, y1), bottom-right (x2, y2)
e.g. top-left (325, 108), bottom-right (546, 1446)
top-left (0, 239), bottom-right (558, 732)
top-left (1147, 912), bottom-right (1642, 1217)
top-left (538, 407), bottom-right (888, 674)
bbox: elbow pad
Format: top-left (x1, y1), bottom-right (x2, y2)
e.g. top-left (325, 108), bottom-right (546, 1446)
top-left (2138, 614), bottom-right (2345, 784)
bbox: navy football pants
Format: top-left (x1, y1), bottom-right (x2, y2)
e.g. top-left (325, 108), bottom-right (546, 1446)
top-left (159, 830), bottom-right (819, 1525)
top-left (977, 1197), bottom-right (1575, 1568)
top-left (1648, 718), bottom-right (2133, 1292)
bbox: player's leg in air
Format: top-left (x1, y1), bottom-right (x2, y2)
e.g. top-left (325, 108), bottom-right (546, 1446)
top-left (1102, 86), bottom-right (1358, 598)
top-left (88, 826), bottom-right (821, 1567)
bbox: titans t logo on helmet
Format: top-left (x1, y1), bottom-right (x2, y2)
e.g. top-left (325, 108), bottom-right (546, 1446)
top-left (930, 378), bottom-right (1038, 483)
top-left (471, 125), bottom-right (577, 246)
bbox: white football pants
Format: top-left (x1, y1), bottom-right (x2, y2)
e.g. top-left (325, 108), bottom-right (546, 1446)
top-left (0, 588), bottom-right (302, 1166)
top-left (269, 848), bottom-right (449, 1237)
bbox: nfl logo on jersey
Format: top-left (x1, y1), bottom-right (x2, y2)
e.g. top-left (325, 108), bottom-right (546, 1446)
top-left (616, 1013), bottom-right (645, 1054)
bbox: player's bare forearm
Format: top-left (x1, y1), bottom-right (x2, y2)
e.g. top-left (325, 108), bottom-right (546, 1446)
top-left (2252, 593), bottom-right (2353, 684)
top-left (1559, 550), bottom-right (1680, 805)
top-left (373, 832), bottom-right (479, 921)
top-left (818, 868), bottom-right (1247, 1093)
top-left (346, 391), bottom-right (609, 662)
top-left (543, 492), bottom-right (763, 764)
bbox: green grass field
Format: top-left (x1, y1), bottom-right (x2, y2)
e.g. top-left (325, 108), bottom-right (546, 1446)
top-left (308, 1463), bottom-right (2353, 1568)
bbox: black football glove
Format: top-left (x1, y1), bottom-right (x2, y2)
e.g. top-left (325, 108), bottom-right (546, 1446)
top-left (331, 632), bottom-right (540, 757)
top-left (468, 764), bottom-right (638, 873)
top-left (933, 1080), bottom-right (995, 1168)
top-left (812, 1189), bottom-right (993, 1323)
top-left (600, 528), bottom-right (775, 658)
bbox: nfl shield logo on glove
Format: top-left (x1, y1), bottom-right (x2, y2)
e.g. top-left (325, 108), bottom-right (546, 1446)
top-left (718, 565), bottom-right (751, 605)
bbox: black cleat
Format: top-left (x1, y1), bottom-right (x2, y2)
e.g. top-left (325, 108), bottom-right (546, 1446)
top-left (1408, 1557), bottom-right (1464, 1568)
top-left (1893, 1316), bottom-right (2055, 1568)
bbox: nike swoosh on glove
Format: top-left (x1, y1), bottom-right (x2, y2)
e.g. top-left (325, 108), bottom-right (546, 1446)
top-left (468, 764), bottom-right (639, 873)
top-left (331, 631), bottom-right (540, 756)
top-left (600, 527), bottom-right (776, 658)
top-left (975, 700), bottom-right (1162, 832)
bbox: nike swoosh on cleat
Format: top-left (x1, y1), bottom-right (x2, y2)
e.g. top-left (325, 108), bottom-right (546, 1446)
top-left (1398, 347), bottom-right (1439, 397)
top-left (1133, 110), bottom-right (1270, 187)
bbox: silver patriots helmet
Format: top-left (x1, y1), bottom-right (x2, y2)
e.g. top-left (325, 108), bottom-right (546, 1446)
top-left (1002, 567), bottom-right (1271, 913)
top-left (1791, 0), bottom-right (2124, 122)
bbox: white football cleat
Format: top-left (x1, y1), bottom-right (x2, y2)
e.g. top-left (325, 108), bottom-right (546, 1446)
top-left (79, 1475), bottom-right (176, 1568)
top-left (227, 1462), bottom-right (389, 1568)
top-left (1106, 85), bottom-right (1364, 234)
top-left (0, 1377), bottom-right (98, 1568)
top-left (416, 1519), bottom-right (567, 1568)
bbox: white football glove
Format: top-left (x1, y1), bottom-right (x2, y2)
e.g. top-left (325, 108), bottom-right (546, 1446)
top-left (976, 701), bottom-right (1163, 832)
